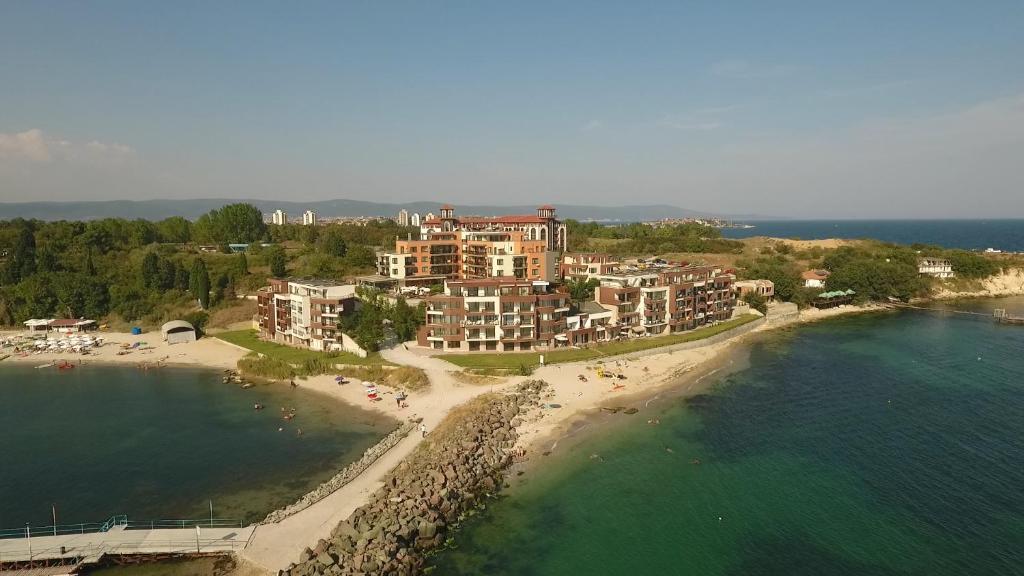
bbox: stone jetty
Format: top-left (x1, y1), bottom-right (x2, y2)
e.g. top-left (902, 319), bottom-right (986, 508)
top-left (263, 421), bottom-right (418, 524)
top-left (282, 380), bottom-right (547, 576)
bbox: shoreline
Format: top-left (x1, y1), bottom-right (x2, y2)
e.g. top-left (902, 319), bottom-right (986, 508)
top-left (509, 302), bottom-right (891, 469)
top-left (0, 331), bottom-right (246, 370)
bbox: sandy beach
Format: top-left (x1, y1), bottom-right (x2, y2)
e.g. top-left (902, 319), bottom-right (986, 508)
top-left (509, 303), bottom-right (888, 461)
top-left (0, 330), bottom-right (246, 370)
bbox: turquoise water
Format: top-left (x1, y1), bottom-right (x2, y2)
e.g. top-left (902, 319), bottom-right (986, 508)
top-left (435, 298), bottom-right (1024, 575)
top-left (720, 219), bottom-right (1024, 252)
top-left (0, 366), bottom-right (396, 527)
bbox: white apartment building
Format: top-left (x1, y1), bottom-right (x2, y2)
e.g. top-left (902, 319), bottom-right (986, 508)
top-left (271, 209), bottom-right (288, 226)
top-left (302, 210), bottom-right (317, 226)
top-left (397, 209), bottom-right (410, 226)
top-left (410, 212), bottom-right (421, 227)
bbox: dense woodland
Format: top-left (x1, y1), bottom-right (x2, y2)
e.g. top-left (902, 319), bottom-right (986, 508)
top-left (0, 203), bottom-right (415, 330)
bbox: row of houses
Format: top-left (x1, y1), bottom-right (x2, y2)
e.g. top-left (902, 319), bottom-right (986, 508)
top-left (414, 262), bottom-right (739, 351)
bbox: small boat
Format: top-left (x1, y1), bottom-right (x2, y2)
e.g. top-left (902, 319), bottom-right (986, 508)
top-left (35, 362), bottom-right (55, 369)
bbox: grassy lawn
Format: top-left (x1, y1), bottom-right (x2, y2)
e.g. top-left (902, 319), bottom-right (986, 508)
top-left (440, 314), bottom-right (761, 370)
top-left (215, 329), bottom-right (389, 366)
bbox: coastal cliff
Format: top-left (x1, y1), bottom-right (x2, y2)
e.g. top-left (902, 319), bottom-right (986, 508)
top-left (282, 380), bottom-right (547, 576)
top-left (932, 268), bottom-right (1024, 300)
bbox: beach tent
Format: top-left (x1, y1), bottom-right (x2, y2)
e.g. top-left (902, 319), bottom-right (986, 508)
top-left (161, 320), bottom-right (197, 344)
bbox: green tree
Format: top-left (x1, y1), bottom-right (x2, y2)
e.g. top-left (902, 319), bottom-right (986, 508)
top-left (158, 259), bottom-right (177, 290)
top-left (2, 225), bottom-right (37, 284)
top-left (235, 253), bottom-right (249, 276)
top-left (190, 259), bottom-right (211, 309)
top-left (156, 216), bottom-right (192, 243)
top-left (391, 297), bottom-right (420, 342)
top-left (174, 262), bottom-right (190, 291)
top-left (194, 203), bottom-right (267, 243)
top-left (267, 245), bottom-right (287, 277)
top-left (141, 252), bottom-right (160, 289)
top-left (316, 227), bottom-right (348, 257)
top-left (566, 278), bottom-right (600, 302)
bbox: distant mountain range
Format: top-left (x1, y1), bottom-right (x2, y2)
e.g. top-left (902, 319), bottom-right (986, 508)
top-left (0, 198), bottom-right (765, 222)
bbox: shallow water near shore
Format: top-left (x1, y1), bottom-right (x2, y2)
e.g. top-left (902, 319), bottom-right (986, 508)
top-left (0, 365), bottom-right (397, 527)
top-left (434, 297), bottom-right (1024, 575)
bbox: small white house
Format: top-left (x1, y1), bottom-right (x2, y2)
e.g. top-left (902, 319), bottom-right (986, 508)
top-left (918, 257), bottom-right (954, 278)
top-left (801, 269), bottom-right (830, 288)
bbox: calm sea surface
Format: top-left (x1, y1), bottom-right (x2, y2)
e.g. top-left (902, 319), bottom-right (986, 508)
top-left (722, 220), bottom-right (1024, 251)
top-left (435, 297), bottom-right (1024, 576)
top-left (0, 366), bottom-right (395, 527)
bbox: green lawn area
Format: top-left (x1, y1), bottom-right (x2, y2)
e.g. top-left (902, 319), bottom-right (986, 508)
top-left (214, 329), bottom-right (389, 366)
top-left (440, 314), bottom-right (761, 370)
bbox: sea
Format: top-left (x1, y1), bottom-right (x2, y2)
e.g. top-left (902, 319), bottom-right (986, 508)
top-left (434, 297), bottom-right (1024, 576)
top-left (0, 366), bottom-right (396, 528)
top-left (720, 220), bottom-right (1024, 252)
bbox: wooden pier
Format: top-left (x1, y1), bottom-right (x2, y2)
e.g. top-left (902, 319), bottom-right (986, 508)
top-left (886, 303), bottom-right (1024, 325)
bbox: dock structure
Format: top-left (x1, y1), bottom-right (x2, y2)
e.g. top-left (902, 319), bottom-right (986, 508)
top-left (0, 517), bottom-right (253, 572)
top-left (993, 308), bottom-right (1024, 325)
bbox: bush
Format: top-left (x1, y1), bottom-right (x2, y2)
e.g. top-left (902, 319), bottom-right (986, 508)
top-left (238, 353), bottom-right (296, 379)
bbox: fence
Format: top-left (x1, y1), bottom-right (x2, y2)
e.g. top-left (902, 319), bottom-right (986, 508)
top-left (0, 516), bottom-right (242, 540)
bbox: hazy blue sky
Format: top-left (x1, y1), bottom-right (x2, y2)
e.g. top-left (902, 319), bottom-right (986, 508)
top-left (2, 1), bottom-right (1023, 217)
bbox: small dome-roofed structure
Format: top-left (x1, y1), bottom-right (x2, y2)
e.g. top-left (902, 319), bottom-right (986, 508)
top-left (161, 320), bottom-right (197, 344)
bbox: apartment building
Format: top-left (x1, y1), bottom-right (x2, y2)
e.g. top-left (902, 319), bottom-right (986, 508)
top-left (417, 278), bottom-right (571, 351)
top-left (397, 209), bottom-right (410, 227)
top-left (559, 253), bottom-right (620, 281)
top-left (302, 210), bottom-right (317, 226)
top-left (410, 213), bottom-right (421, 227)
top-left (565, 301), bottom-right (619, 346)
top-left (271, 209), bottom-right (288, 226)
top-left (594, 265), bottom-right (736, 336)
top-left (380, 229), bottom-right (558, 283)
top-left (256, 278), bottom-right (359, 351)
top-left (420, 205), bottom-right (567, 252)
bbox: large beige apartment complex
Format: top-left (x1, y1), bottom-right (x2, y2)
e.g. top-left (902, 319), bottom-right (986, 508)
top-left (379, 205), bottom-right (564, 283)
top-left (594, 264), bottom-right (737, 337)
top-left (416, 262), bottom-right (738, 351)
top-left (256, 278), bottom-right (359, 351)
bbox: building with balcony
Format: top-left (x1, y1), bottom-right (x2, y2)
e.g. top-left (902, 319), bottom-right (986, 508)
top-left (918, 257), bottom-right (954, 278)
top-left (397, 209), bottom-right (410, 227)
top-left (256, 278), bottom-right (359, 351)
top-left (734, 279), bottom-right (775, 303)
top-left (379, 229), bottom-right (558, 283)
top-left (594, 265), bottom-right (736, 337)
top-left (417, 278), bottom-right (571, 351)
top-left (559, 253), bottom-right (620, 281)
top-left (271, 209), bottom-right (288, 226)
top-left (302, 210), bottom-right (317, 226)
top-left (419, 205), bottom-right (567, 252)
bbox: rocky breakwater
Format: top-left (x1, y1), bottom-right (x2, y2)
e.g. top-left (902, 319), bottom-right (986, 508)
top-left (263, 421), bottom-right (417, 524)
top-left (283, 380), bottom-right (547, 576)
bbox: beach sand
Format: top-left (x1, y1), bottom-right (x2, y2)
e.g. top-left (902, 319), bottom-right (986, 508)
top-left (0, 330), bottom-right (246, 370)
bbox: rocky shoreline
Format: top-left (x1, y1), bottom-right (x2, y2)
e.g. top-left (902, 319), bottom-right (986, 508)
top-left (263, 421), bottom-right (417, 525)
top-left (282, 380), bottom-right (548, 576)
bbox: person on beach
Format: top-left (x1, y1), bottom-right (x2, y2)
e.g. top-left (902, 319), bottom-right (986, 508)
top-left (420, 423), bottom-right (427, 438)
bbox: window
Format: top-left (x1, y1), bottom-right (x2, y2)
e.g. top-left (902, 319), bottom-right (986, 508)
top-left (532, 258), bottom-right (539, 265)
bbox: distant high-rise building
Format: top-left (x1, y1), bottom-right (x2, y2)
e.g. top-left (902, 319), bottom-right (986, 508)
top-left (397, 209), bottom-right (410, 226)
top-left (410, 212), bottom-right (421, 227)
top-left (302, 210), bottom-right (317, 226)
top-left (272, 209), bottom-right (288, 225)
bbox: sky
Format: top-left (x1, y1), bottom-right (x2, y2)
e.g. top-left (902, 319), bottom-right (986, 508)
top-left (1, 1), bottom-right (1023, 218)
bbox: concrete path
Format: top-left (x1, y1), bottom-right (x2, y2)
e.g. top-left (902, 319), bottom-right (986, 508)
top-left (241, 344), bottom-right (506, 573)
top-left (0, 525), bottom-right (253, 564)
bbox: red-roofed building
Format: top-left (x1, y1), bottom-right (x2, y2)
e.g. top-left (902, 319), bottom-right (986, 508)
top-left (379, 205), bottom-right (566, 284)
